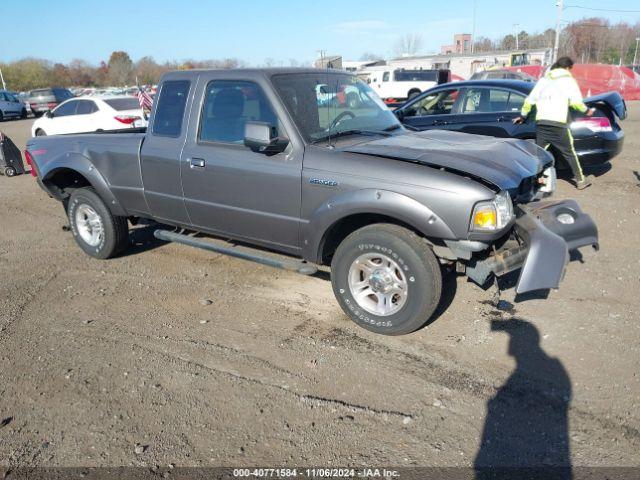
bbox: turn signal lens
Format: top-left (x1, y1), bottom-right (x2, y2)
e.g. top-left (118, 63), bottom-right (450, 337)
top-left (473, 208), bottom-right (497, 230)
top-left (470, 191), bottom-right (514, 231)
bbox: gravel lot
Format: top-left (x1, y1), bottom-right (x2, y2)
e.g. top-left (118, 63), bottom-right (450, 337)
top-left (0, 107), bottom-right (639, 469)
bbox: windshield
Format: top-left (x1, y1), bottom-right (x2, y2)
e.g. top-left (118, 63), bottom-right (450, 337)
top-left (394, 70), bottom-right (438, 82)
top-left (272, 73), bottom-right (400, 143)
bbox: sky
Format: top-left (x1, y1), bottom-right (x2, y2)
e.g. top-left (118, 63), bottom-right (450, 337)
top-left (1, 0), bottom-right (639, 66)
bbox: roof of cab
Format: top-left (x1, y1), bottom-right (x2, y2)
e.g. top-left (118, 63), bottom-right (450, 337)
top-left (161, 68), bottom-right (355, 81)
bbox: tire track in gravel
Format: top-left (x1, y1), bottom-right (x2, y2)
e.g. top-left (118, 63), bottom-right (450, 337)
top-left (80, 332), bottom-right (415, 421)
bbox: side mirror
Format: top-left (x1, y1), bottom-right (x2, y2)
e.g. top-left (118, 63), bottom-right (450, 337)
top-left (45, 111), bottom-right (53, 118)
top-left (394, 109), bottom-right (406, 120)
top-left (244, 121), bottom-right (288, 155)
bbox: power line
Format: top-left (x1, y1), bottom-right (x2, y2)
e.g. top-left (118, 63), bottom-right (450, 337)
top-left (563, 5), bottom-right (640, 13)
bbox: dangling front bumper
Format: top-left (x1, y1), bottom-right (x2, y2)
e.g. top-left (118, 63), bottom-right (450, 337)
top-left (466, 199), bottom-right (598, 294)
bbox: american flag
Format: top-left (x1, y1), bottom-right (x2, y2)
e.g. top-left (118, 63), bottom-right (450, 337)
top-left (137, 87), bottom-right (153, 110)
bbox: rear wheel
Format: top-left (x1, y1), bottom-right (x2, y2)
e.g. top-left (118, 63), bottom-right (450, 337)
top-left (21, 108), bottom-right (27, 119)
top-left (408, 89), bottom-right (421, 100)
top-left (0, 110), bottom-right (4, 122)
top-left (67, 187), bottom-right (129, 259)
top-left (4, 166), bottom-right (16, 177)
top-left (331, 224), bottom-right (443, 335)
top-left (35, 129), bottom-right (46, 136)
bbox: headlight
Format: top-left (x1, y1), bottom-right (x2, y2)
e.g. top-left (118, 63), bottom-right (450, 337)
top-left (471, 191), bottom-right (514, 231)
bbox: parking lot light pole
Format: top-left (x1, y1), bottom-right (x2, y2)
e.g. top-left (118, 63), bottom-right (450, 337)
top-left (634, 37), bottom-right (640, 66)
top-left (553, 0), bottom-right (564, 64)
top-left (0, 68), bottom-right (6, 91)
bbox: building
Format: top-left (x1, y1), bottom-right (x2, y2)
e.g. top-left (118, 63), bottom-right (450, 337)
top-left (389, 48), bottom-right (551, 79)
top-left (314, 55), bottom-right (342, 69)
top-left (441, 34), bottom-right (472, 54)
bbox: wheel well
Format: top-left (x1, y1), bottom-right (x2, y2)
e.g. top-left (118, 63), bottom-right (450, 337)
top-left (318, 213), bottom-right (435, 266)
top-left (42, 168), bottom-right (92, 200)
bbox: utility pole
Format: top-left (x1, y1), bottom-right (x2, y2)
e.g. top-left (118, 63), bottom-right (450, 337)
top-left (0, 68), bottom-right (6, 90)
top-left (634, 37), bottom-right (640, 66)
top-left (471, 0), bottom-right (477, 53)
top-left (552, 0), bottom-right (564, 64)
top-left (514, 23), bottom-right (520, 50)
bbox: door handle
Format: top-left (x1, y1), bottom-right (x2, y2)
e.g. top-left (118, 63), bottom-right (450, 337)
top-left (190, 157), bottom-right (205, 169)
top-left (432, 120), bottom-right (449, 126)
top-left (497, 115), bottom-right (511, 122)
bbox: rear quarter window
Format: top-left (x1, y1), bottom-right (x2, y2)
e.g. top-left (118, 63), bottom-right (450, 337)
top-left (104, 98), bottom-right (141, 111)
top-left (152, 80), bottom-right (191, 137)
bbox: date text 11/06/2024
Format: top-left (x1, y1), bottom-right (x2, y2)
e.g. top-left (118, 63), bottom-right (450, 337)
top-left (232, 468), bottom-right (400, 478)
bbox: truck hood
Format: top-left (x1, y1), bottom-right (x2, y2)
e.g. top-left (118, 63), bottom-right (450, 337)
top-left (341, 129), bottom-right (550, 191)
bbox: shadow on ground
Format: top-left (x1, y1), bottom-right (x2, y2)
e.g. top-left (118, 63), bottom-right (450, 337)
top-left (474, 318), bottom-right (572, 480)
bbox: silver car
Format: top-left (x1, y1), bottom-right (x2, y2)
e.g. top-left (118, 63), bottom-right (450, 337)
top-left (0, 90), bottom-right (27, 121)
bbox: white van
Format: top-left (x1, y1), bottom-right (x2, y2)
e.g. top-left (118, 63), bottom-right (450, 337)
top-left (360, 68), bottom-right (448, 104)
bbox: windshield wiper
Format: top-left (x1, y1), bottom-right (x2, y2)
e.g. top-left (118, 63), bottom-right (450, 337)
top-left (312, 129), bottom-right (394, 144)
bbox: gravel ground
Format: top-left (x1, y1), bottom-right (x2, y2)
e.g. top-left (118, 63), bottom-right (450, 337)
top-left (0, 107), bottom-right (639, 469)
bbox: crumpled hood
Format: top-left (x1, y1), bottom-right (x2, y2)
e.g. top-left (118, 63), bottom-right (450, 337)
top-left (341, 129), bottom-right (550, 190)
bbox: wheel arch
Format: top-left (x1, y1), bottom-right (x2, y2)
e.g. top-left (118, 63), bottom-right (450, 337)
top-left (303, 189), bottom-right (456, 265)
top-left (40, 156), bottom-right (127, 216)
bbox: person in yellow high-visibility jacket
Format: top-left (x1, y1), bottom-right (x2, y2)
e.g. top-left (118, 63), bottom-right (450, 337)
top-left (513, 57), bottom-right (596, 190)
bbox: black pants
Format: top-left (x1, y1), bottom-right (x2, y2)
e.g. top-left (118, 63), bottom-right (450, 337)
top-left (535, 124), bottom-right (585, 182)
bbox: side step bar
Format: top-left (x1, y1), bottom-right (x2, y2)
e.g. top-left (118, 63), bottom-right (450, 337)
top-left (154, 229), bottom-right (319, 276)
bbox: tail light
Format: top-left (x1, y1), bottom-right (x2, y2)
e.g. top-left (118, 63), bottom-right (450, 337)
top-left (24, 150), bottom-right (38, 177)
top-left (571, 116), bottom-right (612, 132)
top-left (114, 115), bottom-right (140, 125)
top-left (47, 102), bottom-right (57, 109)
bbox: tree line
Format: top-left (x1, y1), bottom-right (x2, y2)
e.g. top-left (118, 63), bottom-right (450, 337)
top-left (0, 52), bottom-right (255, 92)
top-left (474, 17), bottom-right (640, 65)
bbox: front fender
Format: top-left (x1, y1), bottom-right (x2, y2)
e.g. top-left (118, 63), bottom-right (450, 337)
top-left (302, 189), bottom-right (457, 262)
top-left (39, 152), bottom-right (127, 216)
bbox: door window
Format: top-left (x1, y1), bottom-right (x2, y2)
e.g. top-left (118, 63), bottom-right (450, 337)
top-left (53, 101), bottom-right (78, 117)
top-left (152, 80), bottom-right (191, 137)
top-left (405, 89), bottom-right (459, 117)
top-left (76, 100), bottom-right (98, 115)
top-left (199, 80), bottom-right (279, 144)
top-left (507, 91), bottom-right (526, 111)
top-left (382, 72), bottom-right (390, 82)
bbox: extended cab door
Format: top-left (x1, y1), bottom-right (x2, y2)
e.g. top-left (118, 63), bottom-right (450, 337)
top-left (179, 74), bottom-right (303, 254)
top-left (140, 77), bottom-right (194, 225)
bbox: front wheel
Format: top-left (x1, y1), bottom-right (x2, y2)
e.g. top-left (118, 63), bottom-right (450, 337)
top-left (67, 187), bottom-right (129, 259)
top-left (21, 108), bottom-right (28, 119)
top-left (4, 166), bottom-right (17, 177)
top-left (331, 224), bottom-right (443, 335)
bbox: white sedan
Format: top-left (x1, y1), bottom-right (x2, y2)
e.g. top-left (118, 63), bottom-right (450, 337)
top-left (31, 96), bottom-right (146, 136)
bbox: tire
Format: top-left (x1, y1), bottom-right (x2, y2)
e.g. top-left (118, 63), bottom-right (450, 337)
top-left (4, 166), bottom-right (17, 177)
top-left (408, 90), bottom-right (421, 100)
top-left (21, 108), bottom-right (27, 119)
top-left (331, 223), bottom-right (443, 335)
top-left (67, 187), bottom-right (129, 259)
top-left (0, 110), bottom-right (4, 122)
top-left (35, 129), bottom-right (46, 136)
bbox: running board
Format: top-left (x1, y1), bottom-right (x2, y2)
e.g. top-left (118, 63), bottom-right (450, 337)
top-left (153, 229), bottom-right (318, 275)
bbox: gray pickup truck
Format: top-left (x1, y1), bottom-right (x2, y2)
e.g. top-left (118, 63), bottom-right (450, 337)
top-left (26, 69), bottom-right (598, 335)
